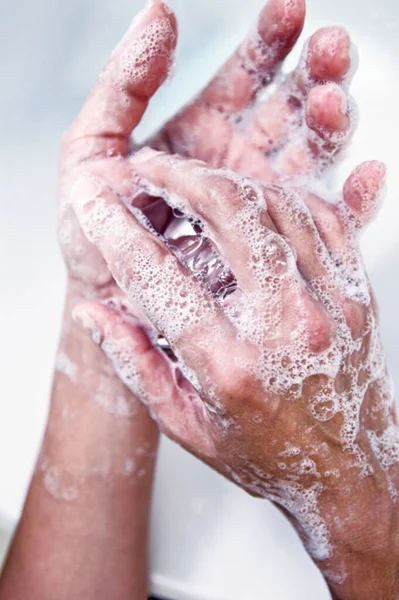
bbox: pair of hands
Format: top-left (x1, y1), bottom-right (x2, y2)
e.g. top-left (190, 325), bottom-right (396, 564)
top-left (59, 0), bottom-right (399, 598)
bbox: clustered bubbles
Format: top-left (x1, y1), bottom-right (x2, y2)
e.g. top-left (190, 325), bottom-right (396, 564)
top-left (55, 350), bottom-right (78, 383)
top-left (107, 17), bottom-right (176, 93)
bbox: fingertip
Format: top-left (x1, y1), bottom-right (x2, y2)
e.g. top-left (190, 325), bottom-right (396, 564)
top-left (130, 0), bottom-right (177, 36)
top-left (306, 83), bottom-right (350, 133)
top-left (344, 161), bottom-right (387, 224)
top-left (149, 0), bottom-right (178, 38)
top-left (362, 160), bottom-right (387, 184)
top-left (105, 0), bottom-right (178, 100)
top-left (307, 26), bottom-right (351, 82)
top-left (258, 0), bottom-right (306, 53)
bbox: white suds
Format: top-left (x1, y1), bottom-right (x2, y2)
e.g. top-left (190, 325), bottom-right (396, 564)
top-left (55, 351), bottom-right (78, 382)
top-left (124, 458), bottom-right (137, 476)
top-left (42, 466), bottom-right (79, 502)
top-left (95, 374), bottom-right (138, 418)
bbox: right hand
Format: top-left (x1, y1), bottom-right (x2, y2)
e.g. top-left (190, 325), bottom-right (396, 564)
top-left (71, 149), bottom-right (397, 600)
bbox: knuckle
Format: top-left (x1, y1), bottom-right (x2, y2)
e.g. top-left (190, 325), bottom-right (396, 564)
top-left (341, 298), bottom-right (368, 339)
top-left (308, 309), bottom-right (336, 354)
top-left (313, 201), bottom-right (346, 250)
top-left (215, 365), bottom-right (256, 408)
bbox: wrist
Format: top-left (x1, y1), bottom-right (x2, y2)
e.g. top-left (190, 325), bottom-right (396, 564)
top-left (296, 464), bottom-right (399, 600)
top-left (41, 276), bottom-right (159, 494)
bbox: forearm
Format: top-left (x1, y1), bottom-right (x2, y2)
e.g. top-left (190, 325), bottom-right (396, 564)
top-left (0, 286), bottom-right (159, 600)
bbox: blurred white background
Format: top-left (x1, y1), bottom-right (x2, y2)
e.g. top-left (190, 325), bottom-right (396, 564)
top-left (1, 0), bottom-right (399, 598)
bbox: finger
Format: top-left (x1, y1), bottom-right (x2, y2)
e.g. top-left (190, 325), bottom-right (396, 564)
top-left (305, 26), bottom-right (352, 85)
top-left (302, 192), bottom-right (348, 258)
top-left (131, 152), bottom-right (332, 357)
top-left (263, 186), bottom-right (332, 280)
top-left (63, 0), bottom-right (177, 162)
top-left (72, 300), bottom-right (215, 457)
top-left (302, 161), bottom-right (387, 259)
top-left (274, 83), bottom-right (351, 178)
top-left (70, 173), bottom-right (231, 356)
top-left (130, 148), bottom-right (289, 293)
top-left (343, 161), bottom-right (387, 229)
top-left (263, 185), bottom-right (369, 348)
top-left (199, 0), bottom-right (305, 113)
top-left (306, 84), bottom-right (351, 146)
top-left (248, 26), bottom-right (353, 160)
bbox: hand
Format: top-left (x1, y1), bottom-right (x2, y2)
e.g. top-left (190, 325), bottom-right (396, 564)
top-left (71, 148), bottom-right (399, 600)
top-left (59, 0), bottom-right (355, 298)
top-left (155, 0), bottom-right (354, 182)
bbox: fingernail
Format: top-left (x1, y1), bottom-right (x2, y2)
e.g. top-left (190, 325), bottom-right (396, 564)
top-left (325, 84), bottom-right (347, 116)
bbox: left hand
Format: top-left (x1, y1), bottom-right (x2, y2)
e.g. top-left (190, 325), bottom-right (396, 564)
top-left (59, 0), bottom-right (355, 299)
top-left (154, 0), bottom-right (355, 182)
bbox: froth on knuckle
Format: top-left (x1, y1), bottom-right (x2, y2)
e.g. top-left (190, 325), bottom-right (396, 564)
top-left (116, 237), bottom-right (167, 287)
top-left (215, 367), bottom-right (256, 408)
top-left (308, 309), bottom-right (335, 354)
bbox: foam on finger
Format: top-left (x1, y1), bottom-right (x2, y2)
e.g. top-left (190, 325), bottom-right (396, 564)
top-left (343, 161), bottom-right (387, 228)
top-left (63, 0), bottom-right (177, 160)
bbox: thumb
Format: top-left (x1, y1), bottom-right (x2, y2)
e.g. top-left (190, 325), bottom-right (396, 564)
top-left (72, 299), bottom-right (214, 456)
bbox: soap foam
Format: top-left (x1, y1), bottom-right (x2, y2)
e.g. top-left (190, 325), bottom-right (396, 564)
top-left (55, 351), bottom-right (78, 382)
